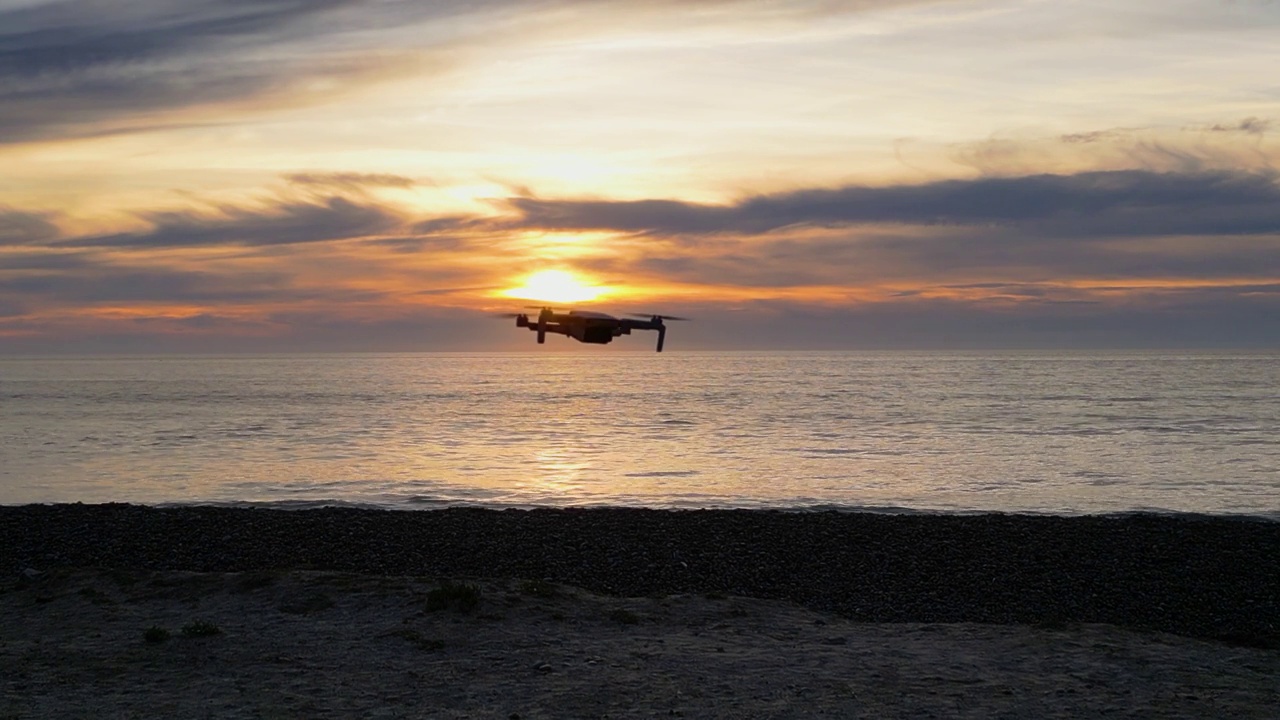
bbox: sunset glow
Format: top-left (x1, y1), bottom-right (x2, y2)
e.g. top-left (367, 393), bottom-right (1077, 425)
top-left (501, 270), bottom-right (608, 306)
top-left (2, 1), bottom-right (1279, 351)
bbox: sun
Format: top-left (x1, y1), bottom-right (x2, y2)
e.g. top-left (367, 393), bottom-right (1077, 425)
top-left (501, 269), bottom-right (607, 304)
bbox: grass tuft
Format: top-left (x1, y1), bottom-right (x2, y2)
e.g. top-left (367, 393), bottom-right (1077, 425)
top-left (518, 579), bottom-right (559, 599)
top-left (143, 626), bottom-right (170, 644)
top-left (426, 580), bottom-right (481, 613)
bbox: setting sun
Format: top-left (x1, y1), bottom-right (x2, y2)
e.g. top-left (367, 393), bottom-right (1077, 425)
top-left (501, 269), bottom-right (607, 305)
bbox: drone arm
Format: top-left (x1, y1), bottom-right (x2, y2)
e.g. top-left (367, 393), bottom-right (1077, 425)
top-left (656, 325), bottom-right (665, 352)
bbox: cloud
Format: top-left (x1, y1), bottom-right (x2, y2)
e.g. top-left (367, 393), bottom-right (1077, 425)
top-left (25, 166), bottom-right (1280, 319)
top-left (659, 289), bottom-right (1280, 350)
top-left (1, 0), bottom-right (353, 72)
top-left (57, 195), bottom-right (403, 249)
top-left (284, 172), bottom-right (418, 191)
top-left (507, 170), bottom-right (1280, 238)
top-left (1208, 117), bottom-right (1271, 135)
top-left (0, 0), bottom-right (923, 144)
top-left (507, 198), bottom-right (736, 234)
top-left (363, 236), bottom-right (468, 253)
top-left (411, 215), bottom-right (500, 235)
top-left (573, 222), bottom-right (1280, 292)
top-left (0, 266), bottom-right (296, 305)
top-left (8, 289), bottom-right (1280, 353)
top-left (0, 250), bottom-right (93, 270)
top-left (954, 121), bottom-right (1278, 176)
top-left (0, 300), bottom-right (25, 318)
top-left (0, 208), bottom-right (60, 245)
top-left (0, 0), bottom-right (459, 143)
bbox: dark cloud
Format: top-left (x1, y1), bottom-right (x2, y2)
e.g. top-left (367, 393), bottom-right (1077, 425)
top-left (508, 198), bottom-right (738, 234)
top-left (413, 285), bottom-right (501, 296)
top-left (1060, 130), bottom-right (1129, 144)
top-left (0, 250), bottom-right (94, 270)
top-left (354, 215), bottom-right (501, 252)
top-left (6, 284), bottom-right (1280, 353)
top-left (364, 236), bottom-right (468, 253)
top-left (0, 296), bottom-right (25, 317)
top-left (848, 229), bottom-right (1280, 282)
top-left (284, 172), bottom-right (418, 191)
top-left (0, 0), bottom-right (350, 73)
top-left (1209, 117), bottom-right (1271, 135)
top-left (662, 290), bottom-right (1280, 351)
top-left (0, 267), bottom-right (293, 304)
top-left (0, 0), bottom-right (451, 143)
top-left (0, 257), bottom-right (405, 323)
top-left (57, 195), bottom-right (403, 249)
top-left (0, 209), bottom-right (60, 245)
top-left (411, 216), bottom-right (490, 235)
top-left (508, 170), bottom-right (1280, 238)
top-left (566, 210), bottom-right (1280, 293)
top-left (956, 122), bottom-right (1277, 176)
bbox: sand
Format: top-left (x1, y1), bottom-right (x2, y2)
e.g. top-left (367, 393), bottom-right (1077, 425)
top-left (2, 505), bottom-right (1278, 717)
top-left (3, 568), bottom-right (1277, 719)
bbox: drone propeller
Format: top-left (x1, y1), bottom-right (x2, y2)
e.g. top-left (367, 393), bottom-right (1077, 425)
top-left (627, 313), bottom-right (690, 321)
top-left (492, 312), bottom-right (526, 318)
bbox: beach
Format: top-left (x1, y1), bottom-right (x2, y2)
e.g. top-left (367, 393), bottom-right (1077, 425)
top-left (2, 505), bottom-right (1278, 717)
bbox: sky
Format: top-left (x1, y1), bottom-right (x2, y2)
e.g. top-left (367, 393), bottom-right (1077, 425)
top-left (2, 0), bottom-right (1279, 353)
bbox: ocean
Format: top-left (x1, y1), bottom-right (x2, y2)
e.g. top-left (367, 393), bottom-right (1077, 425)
top-left (1, 351), bottom-right (1277, 517)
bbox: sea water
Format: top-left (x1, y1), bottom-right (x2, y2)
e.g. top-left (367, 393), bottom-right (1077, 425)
top-left (1, 351), bottom-right (1277, 517)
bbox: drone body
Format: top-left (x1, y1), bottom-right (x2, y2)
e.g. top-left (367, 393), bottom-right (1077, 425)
top-left (509, 307), bottom-right (687, 352)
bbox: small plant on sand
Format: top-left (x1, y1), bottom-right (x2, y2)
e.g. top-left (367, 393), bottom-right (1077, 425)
top-left (180, 620), bottom-right (222, 637)
top-left (609, 608), bottom-right (640, 625)
top-left (518, 579), bottom-right (559, 599)
top-left (427, 580), bottom-right (481, 613)
top-left (143, 626), bottom-right (170, 644)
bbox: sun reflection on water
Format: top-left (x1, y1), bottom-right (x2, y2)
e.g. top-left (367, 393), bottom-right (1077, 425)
top-left (5, 352), bottom-right (1279, 515)
top-left (525, 448), bottom-right (595, 499)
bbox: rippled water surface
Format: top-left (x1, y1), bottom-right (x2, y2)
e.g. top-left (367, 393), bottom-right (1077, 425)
top-left (2, 351), bottom-right (1278, 516)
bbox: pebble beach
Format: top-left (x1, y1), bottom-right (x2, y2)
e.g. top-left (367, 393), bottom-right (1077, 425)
top-left (4, 504), bottom-right (1278, 642)
top-left (3, 505), bottom-right (1278, 717)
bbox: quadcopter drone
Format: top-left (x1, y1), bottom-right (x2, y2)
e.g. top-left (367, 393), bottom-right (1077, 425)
top-left (501, 307), bottom-right (689, 352)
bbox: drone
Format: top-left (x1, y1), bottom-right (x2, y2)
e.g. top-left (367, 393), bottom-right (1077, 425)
top-left (501, 307), bottom-right (689, 352)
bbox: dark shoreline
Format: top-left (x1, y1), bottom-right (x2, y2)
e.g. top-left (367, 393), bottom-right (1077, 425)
top-left (4, 504), bottom-right (1278, 646)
